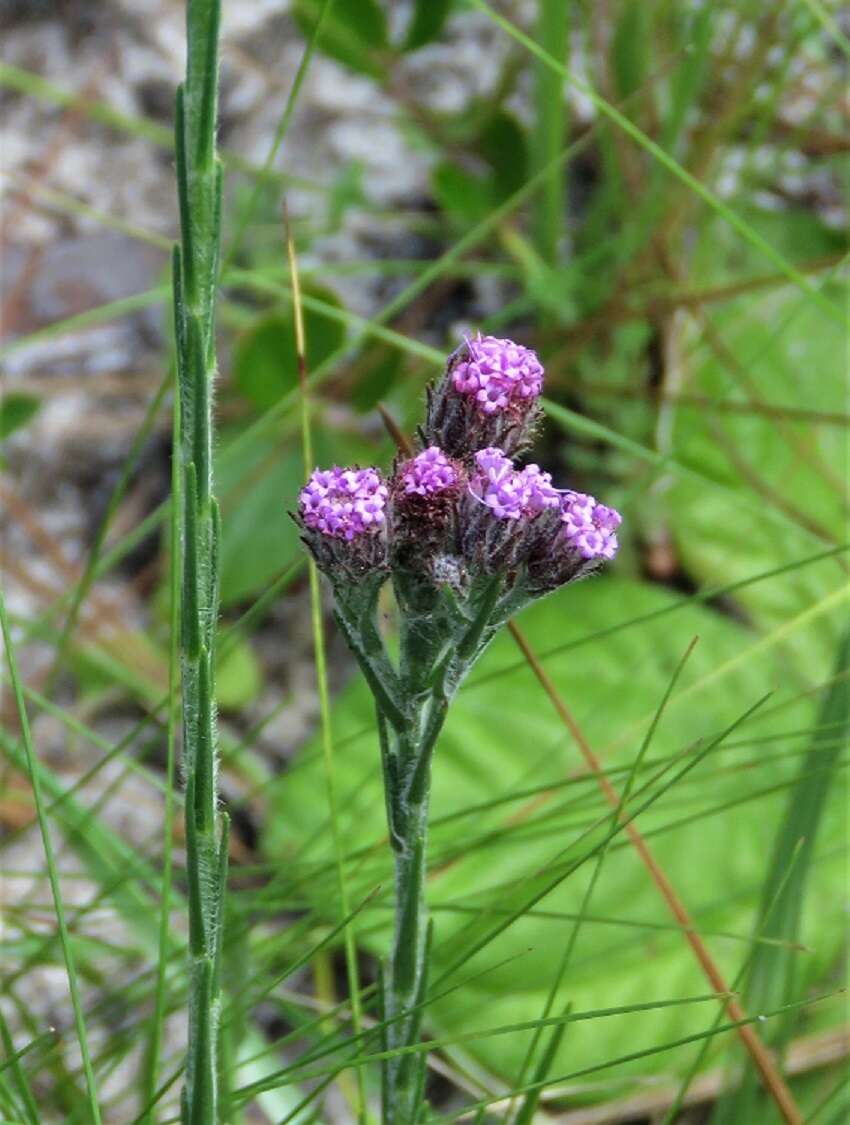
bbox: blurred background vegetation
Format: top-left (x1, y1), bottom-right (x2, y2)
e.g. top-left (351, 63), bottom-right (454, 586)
top-left (1, 1), bottom-right (847, 1122)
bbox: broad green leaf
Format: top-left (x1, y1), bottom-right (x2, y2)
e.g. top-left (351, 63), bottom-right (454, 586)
top-left (663, 213), bottom-right (845, 675)
top-left (264, 577), bottom-right (846, 1089)
top-left (432, 161), bottom-right (492, 225)
top-left (713, 630), bottom-right (850, 1124)
top-left (478, 111), bottom-right (529, 202)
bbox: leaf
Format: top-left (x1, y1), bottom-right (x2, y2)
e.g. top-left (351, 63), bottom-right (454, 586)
top-left (432, 111), bottom-right (528, 225)
top-left (215, 632), bottom-right (264, 711)
top-left (232, 289), bottom-right (346, 412)
top-left (478, 111), bottom-right (528, 202)
top-left (264, 576), bottom-right (846, 1088)
top-left (350, 344), bottom-right (404, 414)
top-left (401, 0), bottom-right (454, 51)
top-left (0, 393), bottom-right (41, 440)
top-left (431, 161), bottom-right (492, 225)
top-left (713, 629), bottom-right (850, 1124)
top-left (611, 0), bottom-right (651, 102)
top-left (663, 210), bottom-right (845, 675)
top-left (293, 0), bottom-right (388, 79)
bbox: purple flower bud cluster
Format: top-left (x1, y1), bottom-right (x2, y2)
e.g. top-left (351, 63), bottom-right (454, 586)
top-left (469, 448), bottom-right (560, 520)
top-left (295, 334), bottom-right (621, 595)
top-left (399, 447), bottom-right (457, 496)
top-left (424, 334), bottom-right (545, 459)
top-left (560, 492), bottom-right (622, 561)
top-left (451, 334), bottom-right (544, 414)
top-left (300, 466), bottom-right (388, 540)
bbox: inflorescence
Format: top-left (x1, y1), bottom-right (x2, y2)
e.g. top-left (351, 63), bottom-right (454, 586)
top-left (297, 334), bottom-right (621, 596)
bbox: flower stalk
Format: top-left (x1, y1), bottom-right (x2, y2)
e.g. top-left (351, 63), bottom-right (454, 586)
top-left (295, 334), bottom-right (622, 1122)
top-left (173, 2), bottom-right (227, 1122)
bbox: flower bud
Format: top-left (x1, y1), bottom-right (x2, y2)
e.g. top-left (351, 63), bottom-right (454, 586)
top-left (423, 334), bottom-right (544, 458)
top-left (389, 447), bottom-right (465, 590)
top-left (526, 491), bottom-right (622, 594)
top-left (295, 465), bottom-right (389, 581)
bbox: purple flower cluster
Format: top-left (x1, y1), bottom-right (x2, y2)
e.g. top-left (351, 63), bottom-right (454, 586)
top-left (425, 334), bottom-right (546, 458)
top-left (296, 333), bottom-right (623, 590)
top-left (399, 447), bottom-right (457, 496)
top-left (452, 334), bottom-right (545, 414)
top-left (299, 466), bottom-right (388, 540)
top-left (469, 448), bottom-right (560, 520)
top-left (560, 492), bottom-right (621, 560)
top-left (468, 448), bottom-right (620, 561)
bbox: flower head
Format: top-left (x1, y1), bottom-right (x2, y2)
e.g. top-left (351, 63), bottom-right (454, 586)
top-left (399, 447), bottom-right (458, 496)
top-left (560, 492), bottom-right (621, 560)
top-left (452, 334), bottom-right (544, 413)
top-left (423, 335), bottom-right (545, 458)
top-left (517, 464), bottom-right (561, 515)
top-left (469, 448), bottom-right (526, 519)
top-left (299, 466), bottom-right (388, 540)
top-left (469, 448), bottom-right (560, 521)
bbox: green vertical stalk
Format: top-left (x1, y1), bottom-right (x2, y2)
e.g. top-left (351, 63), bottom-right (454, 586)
top-left (531, 0), bottom-right (568, 268)
top-left (173, 2), bottom-right (228, 1123)
top-left (374, 585), bottom-right (497, 1123)
top-left (379, 706), bottom-right (434, 1124)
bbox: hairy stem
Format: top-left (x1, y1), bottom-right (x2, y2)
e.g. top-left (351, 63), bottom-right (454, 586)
top-left (173, 2), bottom-right (227, 1122)
top-left (381, 711), bottom-right (435, 1125)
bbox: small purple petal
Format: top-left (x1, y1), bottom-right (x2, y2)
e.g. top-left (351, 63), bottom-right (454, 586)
top-left (470, 448), bottom-right (558, 521)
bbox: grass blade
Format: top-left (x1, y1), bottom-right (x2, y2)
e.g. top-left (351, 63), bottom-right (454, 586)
top-left (287, 208), bottom-right (367, 1122)
top-left (713, 629), bottom-right (850, 1123)
top-left (0, 592), bottom-right (102, 1123)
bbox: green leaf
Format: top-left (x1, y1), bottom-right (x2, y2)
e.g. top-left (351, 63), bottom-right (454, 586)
top-left (713, 629), bottom-right (850, 1123)
top-left (663, 209), bottom-right (845, 675)
top-left (433, 111), bottom-right (528, 224)
top-left (401, 0), bottom-right (453, 51)
top-left (478, 111), bottom-right (528, 202)
top-left (215, 632), bottom-right (263, 711)
top-left (431, 161), bottom-right (492, 225)
top-left (611, 0), bottom-right (651, 101)
top-left (264, 576), bottom-right (846, 1088)
top-left (232, 289), bottom-right (346, 412)
top-left (350, 344), bottom-right (404, 413)
top-left (0, 393), bottom-right (41, 440)
top-left (293, 0), bottom-right (388, 79)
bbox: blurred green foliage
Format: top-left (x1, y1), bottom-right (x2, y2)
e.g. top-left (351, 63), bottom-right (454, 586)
top-left (1, 0), bottom-right (847, 1120)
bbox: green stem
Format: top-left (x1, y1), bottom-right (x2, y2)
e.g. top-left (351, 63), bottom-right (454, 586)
top-left (374, 577), bottom-right (505, 1121)
top-left (174, 2), bottom-right (226, 1122)
top-left (531, 0), bottom-right (568, 270)
top-left (381, 713), bottom-right (434, 1125)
